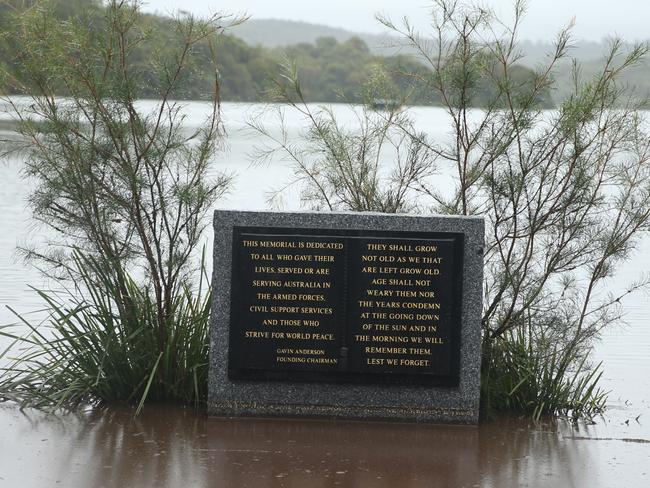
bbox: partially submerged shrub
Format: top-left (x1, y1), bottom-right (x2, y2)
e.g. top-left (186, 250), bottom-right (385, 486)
top-left (252, 0), bottom-right (650, 418)
top-left (0, 1), bottom-right (236, 409)
top-left (482, 326), bottom-right (607, 421)
top-left (0, 251), bottom-right (210, 411)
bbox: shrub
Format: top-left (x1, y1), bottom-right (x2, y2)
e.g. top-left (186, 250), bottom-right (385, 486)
top-left (0, 0), bottom-right (235, 409)
top-left (251, 0), bottom-right (650, 418)
top-left (1, 252), bottom-right (210, 411)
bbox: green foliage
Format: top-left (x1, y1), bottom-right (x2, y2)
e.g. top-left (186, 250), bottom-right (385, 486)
top-left (482, 327), bottom-right (607, 421)
top-left (228, 18), bottom-right (392, 50)
top-left (0, 251), bottom-right (211, 410)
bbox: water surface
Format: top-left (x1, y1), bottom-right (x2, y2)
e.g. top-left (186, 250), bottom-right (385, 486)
top-left (0, 404), bottom-right (649, 487)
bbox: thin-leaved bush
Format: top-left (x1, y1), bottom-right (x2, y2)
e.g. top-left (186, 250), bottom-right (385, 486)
top-left (250, 60), bottom-right (437, 212)
top-left (251, 0), bottom-right (650, 419)
top-left (0, 1), bottom-right (238, 408)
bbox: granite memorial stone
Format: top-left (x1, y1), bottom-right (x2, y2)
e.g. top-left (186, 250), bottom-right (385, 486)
top-left (208, 210), bottom-right (483, 423)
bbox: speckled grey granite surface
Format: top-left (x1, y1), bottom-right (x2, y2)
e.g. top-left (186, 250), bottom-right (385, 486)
top-left (208, 210), bottom-right (484, 424)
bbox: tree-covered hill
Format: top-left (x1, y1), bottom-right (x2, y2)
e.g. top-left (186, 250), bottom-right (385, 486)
top-left (0, 0), bottom-right (551, 106)
top-left (227, 18), bottom-right (650, 107)
top-left (229, 18), bottom-right (397, 54)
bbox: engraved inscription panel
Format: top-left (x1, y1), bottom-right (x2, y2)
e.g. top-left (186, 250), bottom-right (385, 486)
top-left (228, 227), bottom-right (463, 386)
top-left (347, 237), bottom-right (458, 379)
top-left (228, 233), bottom-right (345, 378)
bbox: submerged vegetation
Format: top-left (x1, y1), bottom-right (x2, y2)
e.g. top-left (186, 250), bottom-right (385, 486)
top-left (483, 328), bottom-right (608, 421)
top-left (1, 252), bottom-right (211, 411)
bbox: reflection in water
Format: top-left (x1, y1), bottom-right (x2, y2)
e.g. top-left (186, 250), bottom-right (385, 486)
top-left (1, 405), bottom-right (648, 488)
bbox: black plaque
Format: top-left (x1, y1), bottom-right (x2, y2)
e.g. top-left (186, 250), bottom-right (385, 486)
top-left (228, 226), bottom-right (464, 386)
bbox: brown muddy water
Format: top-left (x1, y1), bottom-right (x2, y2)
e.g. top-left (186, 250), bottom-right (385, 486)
top-left (1, 102), bottom-right (649, 486)
top-left (0, 404), bottom-right (649, 488)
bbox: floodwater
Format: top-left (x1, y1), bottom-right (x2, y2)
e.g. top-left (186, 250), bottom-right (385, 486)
top-left (1, 102), bottom-right (649, 487)
top-left (0, 404), bottom-right (648, 488)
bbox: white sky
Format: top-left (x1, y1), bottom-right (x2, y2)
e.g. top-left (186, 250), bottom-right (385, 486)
top-left (141, 0), bottom-right (649, 42)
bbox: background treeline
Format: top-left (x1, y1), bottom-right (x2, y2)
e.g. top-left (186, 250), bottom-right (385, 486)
top-left (0, 0), bottom-right (552, 107)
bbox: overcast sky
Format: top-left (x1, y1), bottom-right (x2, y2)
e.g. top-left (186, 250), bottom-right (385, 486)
top-left (141, 0), bottom-right (648, 42)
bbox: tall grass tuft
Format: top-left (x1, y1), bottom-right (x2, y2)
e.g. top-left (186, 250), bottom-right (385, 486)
top-left (481, 326), bottom-right (608, 422)
top-left (0, 251), bottom-right (211, 412)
